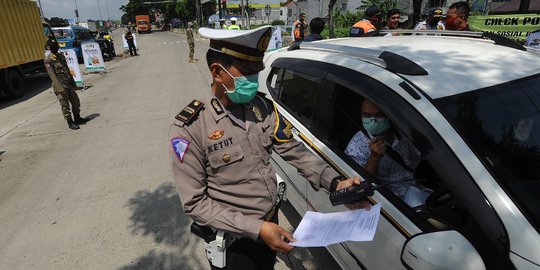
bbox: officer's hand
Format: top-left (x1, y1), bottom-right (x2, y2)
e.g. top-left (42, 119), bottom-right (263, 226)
top-left (259, 222), bottom-right (296, 253)
top-left (337, 176), bottom-right (372, 211)
top-left (369, 136), bottom-right (387, 158)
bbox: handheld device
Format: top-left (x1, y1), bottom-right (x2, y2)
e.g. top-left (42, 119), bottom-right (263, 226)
top-left (329, 181), bottom-right (383, 206)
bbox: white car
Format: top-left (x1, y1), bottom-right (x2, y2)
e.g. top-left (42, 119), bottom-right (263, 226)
top-left (259, 34), bottom-right (540, 269)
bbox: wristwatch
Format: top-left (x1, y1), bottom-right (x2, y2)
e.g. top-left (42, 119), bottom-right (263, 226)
top-left (329, 176), bottom-right (346, 192)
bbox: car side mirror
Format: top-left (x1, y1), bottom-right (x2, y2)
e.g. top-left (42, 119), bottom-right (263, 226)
top-left (401, 230), bottom-right (485, 270)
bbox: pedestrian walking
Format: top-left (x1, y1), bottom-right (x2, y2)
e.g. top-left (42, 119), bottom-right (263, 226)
top-left (44, 38), bottom-right (88, 130)
top-left (124, 29), bottom-right (138, 56)
top-left (169, 26), bottom-right (369, 270)
top-left (187, 21), bottom-right (196, 63)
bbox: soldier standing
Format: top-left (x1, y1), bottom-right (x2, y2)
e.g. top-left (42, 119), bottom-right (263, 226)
top-left (187, 21), bottom-right (196, 63)
top-left (169, 26), bottom-right (369, 269)
top-left (44, 38), bottom-right (88, 130)
top-left (124, 29), bottom-right (138, 56)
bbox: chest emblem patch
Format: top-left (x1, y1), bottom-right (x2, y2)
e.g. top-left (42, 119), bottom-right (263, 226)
top-left (253, 106), bottom-right (264, 121)
top-left (208, 130), bottom-right (225, 140)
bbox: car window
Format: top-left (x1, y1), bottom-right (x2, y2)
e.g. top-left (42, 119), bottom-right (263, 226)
top-left (271, 68), bottom-right (323, 128)
top-left (435, 74), bottom-right (540, 233)
top-left (53, 28), bottom-right (72, 39)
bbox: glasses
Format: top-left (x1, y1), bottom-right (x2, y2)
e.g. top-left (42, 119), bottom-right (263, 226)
top-left (362, 117), bottom-right (388, 124)
top-left (389, 16), bottom-right (400, 20)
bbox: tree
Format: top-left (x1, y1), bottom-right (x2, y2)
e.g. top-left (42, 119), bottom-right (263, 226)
top-left (328, 0), bottom-right (337, 38)
top-left (45, 17), bottom-right (68, 27)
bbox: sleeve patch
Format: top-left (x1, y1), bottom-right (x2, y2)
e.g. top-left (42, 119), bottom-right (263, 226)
top-left (171, 137), bottom-right (190, 162)
top-left (273, 108), bottom-right (294, 143)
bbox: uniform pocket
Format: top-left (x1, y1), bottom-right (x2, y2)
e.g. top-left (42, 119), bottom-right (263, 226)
top-left (208, 144), bottom-right (244, 169)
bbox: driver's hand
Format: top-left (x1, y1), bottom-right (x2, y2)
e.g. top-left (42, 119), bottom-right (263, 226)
top-left (337, 176), bottom-right (371, 210)
top-left (369, 136), bottom-right (387, 158)
top-left (259, 222), bottom-right (296, 253)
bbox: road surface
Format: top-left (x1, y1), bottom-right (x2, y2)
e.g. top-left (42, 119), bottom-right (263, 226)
top-left (0, 28), bottom-right (340, 270)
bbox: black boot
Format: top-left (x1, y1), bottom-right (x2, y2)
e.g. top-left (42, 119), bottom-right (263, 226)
top-left (74, 115), bottom-right (89, 124)
top-left (67, 119), bottom-right (80, 130)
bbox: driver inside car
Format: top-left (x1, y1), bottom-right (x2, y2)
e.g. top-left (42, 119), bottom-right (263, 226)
top-left (345, 99), bottom-right (429, 205)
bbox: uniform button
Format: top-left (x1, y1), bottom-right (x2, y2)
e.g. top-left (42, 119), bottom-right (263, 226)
top-left (264, 139), bottom-right (268, 143)
top-left (212, 158), bottom-right (217, 164)
top-left (255, 151), bottom-right (259, 156)
top-left (235, 152), bottom-right (239, 156)
top-left (222, 154), bottom-right (231, 163)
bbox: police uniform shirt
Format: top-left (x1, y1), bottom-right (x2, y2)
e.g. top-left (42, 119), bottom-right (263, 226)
top-left (44, 52), bottom-right (75, 92)
top-left (169, 94), bottom-right (339, 241)
top-left (414, 20), bottom-right (446, 31)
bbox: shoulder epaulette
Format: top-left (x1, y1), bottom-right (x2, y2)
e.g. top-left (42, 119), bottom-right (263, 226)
top-left (175, 99), bottom-right (204, 126)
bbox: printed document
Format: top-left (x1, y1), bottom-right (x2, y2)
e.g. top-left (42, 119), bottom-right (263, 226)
top-left (290, 203), bottom-right (381, 247)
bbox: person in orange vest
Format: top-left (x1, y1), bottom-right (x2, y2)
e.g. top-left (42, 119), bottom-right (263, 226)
top-left (350, 6), bottom-right (381, 37)
top-left (292, 13), bottom-right (307, 43)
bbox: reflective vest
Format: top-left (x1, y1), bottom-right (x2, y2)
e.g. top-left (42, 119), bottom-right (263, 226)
top-left (293, 20), bottom-right (306, 41)
top-left (228, 24), bottom-right (240, 30)
top-left (350, 20), bottom-right (376, 37)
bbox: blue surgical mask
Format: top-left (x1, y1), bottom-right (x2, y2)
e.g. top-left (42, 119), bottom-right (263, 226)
top-left (362, 117), bottom-right (391, 136)
top-left (220, 64), bottom-right (259, 104)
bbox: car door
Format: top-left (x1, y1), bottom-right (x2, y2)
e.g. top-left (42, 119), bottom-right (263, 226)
top-left (263, 57), bottom-right (331, 216)
top-left (306, 61), bottom-right (511, 269)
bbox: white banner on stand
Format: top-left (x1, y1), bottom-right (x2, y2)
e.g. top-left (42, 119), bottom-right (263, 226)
top-left (81, 42), bottom-right (105, 72)
top-left (60, 49), bottom-right (84, 87)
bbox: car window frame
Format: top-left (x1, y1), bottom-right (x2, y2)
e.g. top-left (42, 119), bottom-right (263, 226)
top-left (318, 64), bottom-right (511, 260)
top-left (268, 58), bottom-right (333, 130)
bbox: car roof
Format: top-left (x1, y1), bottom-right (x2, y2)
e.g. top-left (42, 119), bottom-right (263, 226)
top-left (294, 36), bottom-right (540, 99)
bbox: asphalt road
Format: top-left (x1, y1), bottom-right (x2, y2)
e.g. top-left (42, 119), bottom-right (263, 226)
top-left (0, 28), bottom-right (340, 270)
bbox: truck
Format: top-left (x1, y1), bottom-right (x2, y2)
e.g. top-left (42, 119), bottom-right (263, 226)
top-left (0, 0), bottom-right (54, 98)
top-left (135, 15), bottom-right (151, 34)
top-left (78, 21), bottom-right (97, 32)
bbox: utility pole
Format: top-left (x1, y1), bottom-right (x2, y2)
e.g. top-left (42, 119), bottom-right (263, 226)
top-left (106, 0), bottom-right (111, 21)
top-left (98, 0), bottom-right (103, 20)
top-left (74, 0), bottom-right (80, 23)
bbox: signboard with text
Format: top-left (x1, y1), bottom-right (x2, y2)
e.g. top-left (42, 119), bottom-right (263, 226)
top-left (469, 14), bottom-right (540, 41)
top-left (81, 42), bottom-right (105, 72)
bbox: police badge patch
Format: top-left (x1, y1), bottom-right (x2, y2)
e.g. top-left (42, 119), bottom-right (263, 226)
top-left (171, 137), bottom-right (190, 162)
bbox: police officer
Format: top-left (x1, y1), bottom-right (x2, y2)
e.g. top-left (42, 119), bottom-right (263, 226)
top-left (414, 8), bottom-right (445, 31)
top-left (227, 17), bottom-right (241, 30)
top-left (187, 21), bottom-right (196, 63)
top-left (124, 29), bottom-right (138, 56)
top-left (44, 38), bottom-right (88, 130)
top-left (169, 26), bottom-right (368, 269)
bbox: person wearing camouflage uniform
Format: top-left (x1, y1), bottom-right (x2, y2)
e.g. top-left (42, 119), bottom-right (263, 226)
top-left (187, 22), bottom-right (195, 63)
top-left (44, 38), bottom-right (88, 130)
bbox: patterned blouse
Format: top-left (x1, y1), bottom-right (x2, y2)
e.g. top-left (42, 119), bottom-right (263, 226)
top-left (345, 131), bottom-right (421, 199)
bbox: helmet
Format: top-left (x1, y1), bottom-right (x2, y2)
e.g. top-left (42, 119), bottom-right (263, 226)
top-left (231, 17), bottom-right (237, 22)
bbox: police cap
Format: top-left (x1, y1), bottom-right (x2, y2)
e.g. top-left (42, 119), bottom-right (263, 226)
top-left (46, 38), bottom-right (59, 49)
top-left (429, 8), bottom-right (443, 18)
top-left (198, 26), bottom-right (272, 62)
top-left (365, 6), bottom-right (382, 17)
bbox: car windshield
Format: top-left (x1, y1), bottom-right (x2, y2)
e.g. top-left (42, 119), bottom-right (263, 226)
top-left (138, 21), bottom-right (148, 25)
top-left (435, 74), bottom-right (540, 231)
top-left (53, 28), bottom-right (72, 39)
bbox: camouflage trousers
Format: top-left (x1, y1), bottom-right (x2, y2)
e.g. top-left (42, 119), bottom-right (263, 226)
top-left (56, 90), bottom-right (81, 120)
top-left (189, 42), bottom-right (194, 60)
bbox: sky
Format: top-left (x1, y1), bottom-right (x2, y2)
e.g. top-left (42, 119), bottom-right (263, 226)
top-left (35, 0), bottom-right (129, 21)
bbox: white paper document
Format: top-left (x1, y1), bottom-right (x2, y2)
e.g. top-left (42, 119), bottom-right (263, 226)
top-left (290, 203), bottom-right (381, 247)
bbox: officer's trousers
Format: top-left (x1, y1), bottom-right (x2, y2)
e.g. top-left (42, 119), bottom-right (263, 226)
top-left (188, 42), bottom-right (194, 60)
top-left (210, 215), bottom-right (277, 270)
top-left (56, 90), bottom-right (81, 120)
top-left (128, 42), bottom-right (137, 56)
